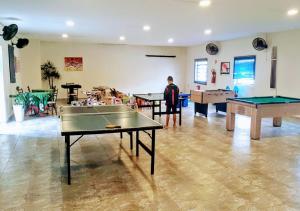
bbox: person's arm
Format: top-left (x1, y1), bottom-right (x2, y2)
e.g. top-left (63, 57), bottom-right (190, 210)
top-left (164, 87), bottom-right (168, 100)
top-left (176, 86), bottom-right (179, 99)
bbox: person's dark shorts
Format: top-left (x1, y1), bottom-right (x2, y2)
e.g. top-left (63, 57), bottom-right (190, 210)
top-left (166, 105), bottom-right (177, 114)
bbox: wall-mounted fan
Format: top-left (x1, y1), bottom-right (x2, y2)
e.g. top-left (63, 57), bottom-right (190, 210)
top-left (1, 24), bottom-right (18, 41)
top-left (252, 37), bottom-right (268, 51)
top-left (1, 23), bottom-right (29, 49)
top-left (206, 43), bottom-right (219, 55)
top-left (12, 38), bottom-right (29, 49)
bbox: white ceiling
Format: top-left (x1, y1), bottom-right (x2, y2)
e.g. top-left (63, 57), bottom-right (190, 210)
top-left (0, 0), bottom-right (300, 46)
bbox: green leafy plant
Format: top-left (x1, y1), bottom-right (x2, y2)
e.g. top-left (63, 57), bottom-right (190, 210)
top-left (10, 93), bottom-right (40, 113)
top-left (41, 61), bottom-right (61, 89)
top-left (13, 93), bottom-right (29, 108)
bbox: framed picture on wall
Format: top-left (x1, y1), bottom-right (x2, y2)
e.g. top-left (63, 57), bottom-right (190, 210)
top-left (220, 62), bottom-right (230, 74)
top-left (64, 57), bottom-right (83, 71)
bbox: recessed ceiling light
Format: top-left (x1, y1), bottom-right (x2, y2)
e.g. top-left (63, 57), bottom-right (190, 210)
top-left (168, 38), bottom-right (174, 43)
top-left (119, 36), bottom-right (126, 41)
top-left (62, 33), bottom-right (69, 38)
top-left (143, 25), bottom-right (151, 31)
top-left (287, 9), bottom-right (298, 16)
top-left (204, 29), bottom-right (212, 35)
top-left (66, 20), bottom-right (75, 27)
top-left (199, 0), bottom-right (211, 7)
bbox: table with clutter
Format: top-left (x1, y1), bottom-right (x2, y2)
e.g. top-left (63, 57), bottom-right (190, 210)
top-left (77, 86), bottom-right (134, 107)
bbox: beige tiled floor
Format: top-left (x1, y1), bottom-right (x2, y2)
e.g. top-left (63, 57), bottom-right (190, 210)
top-left (1, 103), bottom-right (300, 210)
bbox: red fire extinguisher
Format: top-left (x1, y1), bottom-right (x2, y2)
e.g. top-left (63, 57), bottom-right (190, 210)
top-left (211, 69), bottom-right (216, 84)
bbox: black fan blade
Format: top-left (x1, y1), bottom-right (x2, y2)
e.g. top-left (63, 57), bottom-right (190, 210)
top-left (2, 24), bottom-right (18, 41)
top-left (16, 38), bottom-right (29, 48)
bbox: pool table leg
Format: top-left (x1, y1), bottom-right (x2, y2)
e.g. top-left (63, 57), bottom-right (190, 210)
top-left (226, 104), bottom-right (235, 131)
top-left (250, 111), bottom-right (262, 140)
top-left (273, 117), bottom-right (282, 127)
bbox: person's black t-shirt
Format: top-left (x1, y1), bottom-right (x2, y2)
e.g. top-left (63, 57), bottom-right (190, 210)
top-left (164, 83), bottom-right (179, 106)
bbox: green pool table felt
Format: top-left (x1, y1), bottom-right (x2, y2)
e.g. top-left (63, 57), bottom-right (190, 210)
top-left (228, 96), bottom-right (300, 105)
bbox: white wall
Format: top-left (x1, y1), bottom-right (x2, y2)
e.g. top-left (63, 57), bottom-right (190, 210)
top-left (0, 44), bottom-right (6, 122)
top-left (186, 29), bottom-right (300, 98)
top-left (0, 40), bottom-right (20, 122)
top-left (19, 39), bottom-right (42, 89)
top-left (18, 28), bottom-right (300, 101)
top-left (39, 42), bottom-right (186, 98)
top-left (269, 30), bottom-right (300, 98)
top-left (186, 35), bottom-right (273, 97)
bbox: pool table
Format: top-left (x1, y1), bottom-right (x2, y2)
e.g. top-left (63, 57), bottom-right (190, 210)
top-left (226, 96), bottom-right (300, 140)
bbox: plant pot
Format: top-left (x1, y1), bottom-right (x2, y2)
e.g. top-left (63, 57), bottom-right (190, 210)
top-left (13, 105), bottom-right (25, 122)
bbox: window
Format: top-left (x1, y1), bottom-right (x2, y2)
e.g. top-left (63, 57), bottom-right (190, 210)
top-left (233, 56), bottom-right (256, 85)
top-left (194, 58), bottom-right (208, 85)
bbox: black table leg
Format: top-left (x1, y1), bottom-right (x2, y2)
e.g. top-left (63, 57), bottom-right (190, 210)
top-left (179, 99), bottom-right (182, 126)
top-left (151, 129), bottom-right (155, 175)
top-left (66, 135), bottom-right (71, 185)
top-left (129, 132), bottom-right (133, 150)
top-left (68, 88), bottom-right (75, 104)
top-left (136, 131), bottom-right (139, 156)
top-left (120, 132), bottom-right (123, 139)
top-left (159, 100), bottom-right (161, 117)
top-left (151, 102), bottom-right (155, 120)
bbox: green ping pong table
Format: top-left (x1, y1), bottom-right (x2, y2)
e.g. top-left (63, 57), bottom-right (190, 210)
top-left (60, 105), bottom-right (163, 185)
top-left (133, 93), bottom-right (183, 125)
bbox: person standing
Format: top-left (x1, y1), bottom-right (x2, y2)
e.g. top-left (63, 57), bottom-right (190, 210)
top-left (164, 76), bottom-right (179, 128)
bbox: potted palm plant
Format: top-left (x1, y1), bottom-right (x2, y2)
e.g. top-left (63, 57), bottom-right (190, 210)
top-left (41, 61), bottom-right (61, 89)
